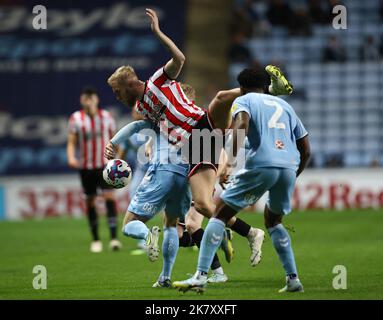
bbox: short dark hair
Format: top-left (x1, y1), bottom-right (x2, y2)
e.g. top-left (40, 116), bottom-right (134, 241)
top-left (81, 86), bottom-right (98, 96)
top-left (237, 67), bottom-right (268, 90)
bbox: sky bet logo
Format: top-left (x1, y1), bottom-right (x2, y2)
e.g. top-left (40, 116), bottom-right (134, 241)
top-left (2, 2), bottom-right (164, 35)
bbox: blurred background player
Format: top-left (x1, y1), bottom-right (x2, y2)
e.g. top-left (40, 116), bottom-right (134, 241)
top-left (67, 87), bottom-right (122, 253)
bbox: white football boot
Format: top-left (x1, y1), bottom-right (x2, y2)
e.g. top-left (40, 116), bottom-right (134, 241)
top-left (173, 271), bottom-right (208, 292)
top-left (90, 240), bottom-right (103, 253)
top-left (247, 228), bottom-right (265, 266)
top-left (279, 276), bottom-right (304, 293)
top-left (109, 239), bottom-right (122, 251)
top-left (146, 226), bottom-right (161, 262)
top-left (207, 272), bottom-right (228, 284)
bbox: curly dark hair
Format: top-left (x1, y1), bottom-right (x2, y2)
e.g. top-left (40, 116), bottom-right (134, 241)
top-left (237, 67), bottom-right (268, 90)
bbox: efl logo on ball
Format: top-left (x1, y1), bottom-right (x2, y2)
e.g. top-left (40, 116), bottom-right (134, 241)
top-left (103, 159), bottom-right (132, 189)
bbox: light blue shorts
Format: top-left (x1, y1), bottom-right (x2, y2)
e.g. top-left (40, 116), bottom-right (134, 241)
top-left (221, 167), bottom-right (296, 215)
top-left (128, 164), bottom-right (191, 219)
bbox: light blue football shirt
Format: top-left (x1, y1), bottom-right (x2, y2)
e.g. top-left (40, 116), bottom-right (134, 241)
top-left (111, 120), bottom-right (189, 176)
top-left (152, 133), bottom-right (189, 177)
top-left (232, 93), bottom-right (308, 171)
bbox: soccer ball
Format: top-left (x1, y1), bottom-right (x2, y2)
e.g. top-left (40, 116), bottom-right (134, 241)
top-left (103, 159), bottom-right (132, 189)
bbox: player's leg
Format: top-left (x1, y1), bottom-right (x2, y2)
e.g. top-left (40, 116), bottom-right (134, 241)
top-left (102, 190), bottom-right (122, 251)
top-left (97, 168), bottom-right (122, 250)
top-left (266, 168), bottom-right (303, 292)
top-left (185, 206), bottom-right (228, 283)
top-left (189, 164), bottom-right (258, 263)
top-left (153, 214), bottom-right (179, 288)
top-left (122, 166), bottom-right (169, 262)
top-left (122, 210), bottom-right (161, 262)
top-left (85, 195), bottom-right (102, 252)
top-left (188, 164), bottom-right (234, 268)
top-left (221, 170), bottom-right (277, 267)
top-left (127, 164), bottom-right (149, 251)
top-left (173, 169), bottom-right (273, 290)
top-left (178, 217), bottom-right (193, 247)
top-left (80, 170), bottom-right (102, 253)
top-left (189, 165), bottom-right (217, 218)
top-left (216, 150), bottom-right (256, 248)
top-left (196, 198), bottom-right (237, 280)
top-left (172, 198), bottom-right (237, 290)
top-left (154, 173), bottom-right (191, 287)
top-left (122, 210), bottom-right (150, 239)
top-left (226, 215), bottom-right (266, 266)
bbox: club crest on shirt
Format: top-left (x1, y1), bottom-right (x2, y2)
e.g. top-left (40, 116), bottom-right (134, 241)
top-left (275, 139), bottom-right (285, 149)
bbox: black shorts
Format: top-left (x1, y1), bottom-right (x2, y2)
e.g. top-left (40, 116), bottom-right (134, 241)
top-left (187, 113), bottom-right (225, 177)
top-left (79, 169), bottom-right (111, 196)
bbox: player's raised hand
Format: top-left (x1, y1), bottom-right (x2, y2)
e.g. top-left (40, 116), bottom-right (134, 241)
top-left (146, 8), bottom-right (160, 34)
top-left (105, 142), bottom-right (116, 160)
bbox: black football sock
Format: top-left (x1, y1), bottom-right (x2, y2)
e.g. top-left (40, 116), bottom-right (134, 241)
top-left (87, 206), bottom-right (99, 241)
top-left (211, 253), bottom-right (222, 270)
top-left (179, 231), bottom-right (193, 247)
top-left (230, 218), bottom-right (251, 238)
top-left (190, 228), bottom-right (204, 247)
top-left (191, 228), bottom-right (221, 271)
top-left (106, 200), bottom-right (118, 240)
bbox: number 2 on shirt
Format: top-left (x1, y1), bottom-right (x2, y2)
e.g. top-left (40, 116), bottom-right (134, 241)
top-left (264, 99), bottom-right (286, 130)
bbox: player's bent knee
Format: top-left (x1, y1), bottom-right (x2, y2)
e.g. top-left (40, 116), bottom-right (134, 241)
top-left (185, 221), bottom-right (198, 234)
top-left (193, 201), bottom-right (213, 219)
top-left (264, 207), bottom-right (283, 228)
top-left (103, 192), bottom-right (115, 201)
top-left (86, 195), bottom-right (97, 207)
top-left (164, 215), bottom-right (178, 228)
top-left (122, 211), bottom-right (141, 227)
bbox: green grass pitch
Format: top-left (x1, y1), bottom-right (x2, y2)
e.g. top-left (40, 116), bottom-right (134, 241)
top-left (0, 209), bottom-right (382, 300)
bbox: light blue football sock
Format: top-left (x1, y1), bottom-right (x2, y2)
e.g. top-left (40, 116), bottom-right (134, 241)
top-left (123, 220), bottom-right (149, 240)
top-left (268, 223), bottom-right (298, 277)
top-left (160, 227), bottom-right (179, 280)
top-left (197, 218), bottom-right (225, 273)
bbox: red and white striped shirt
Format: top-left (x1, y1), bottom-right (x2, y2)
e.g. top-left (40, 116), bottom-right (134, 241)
top-left (68, 109), bottom-right (116, 170)
top-left (136, 67), bottom-right (206, 147)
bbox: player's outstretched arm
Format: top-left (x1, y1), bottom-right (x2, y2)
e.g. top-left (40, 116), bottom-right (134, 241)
top-left (296, 135), bottom-right (311, 177)
top-left (105, 120), bottom-right (152, 160)
top-left (207, 88), bottom-right (242, 131)
top-left (146, 8), bottom-right (185, 79)
top-left (213, 89), bottom-right (242, 106)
